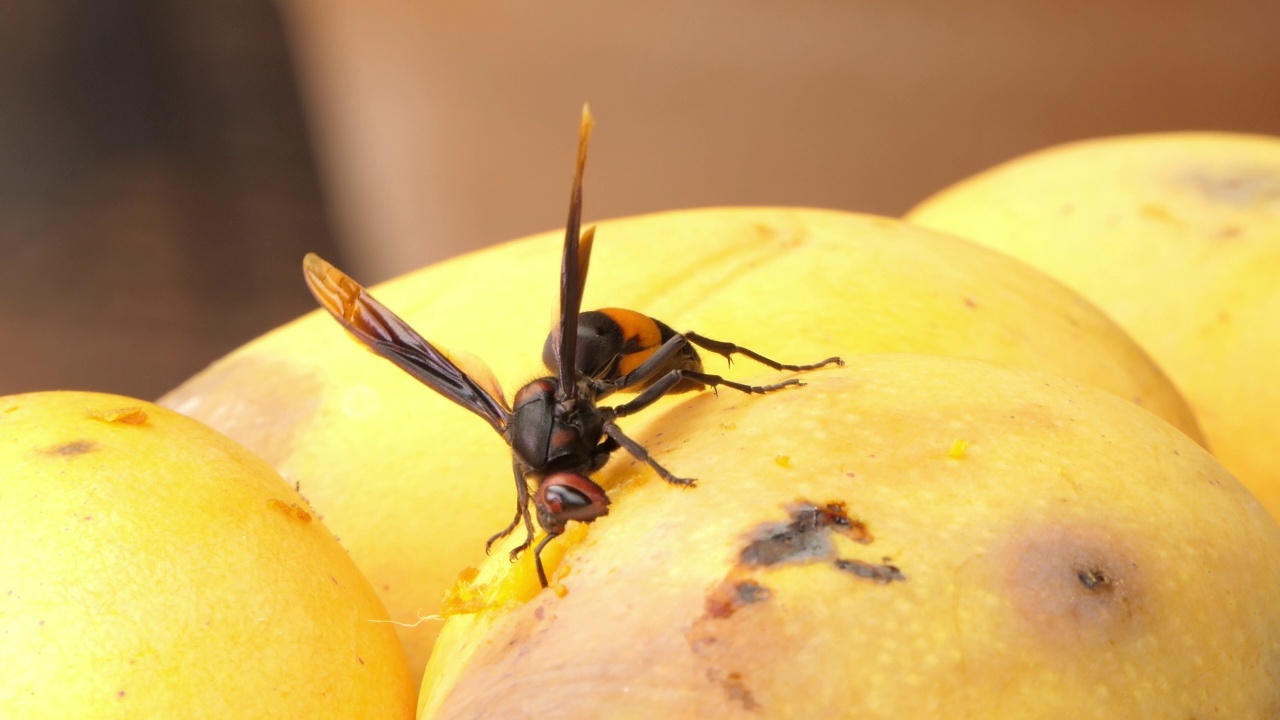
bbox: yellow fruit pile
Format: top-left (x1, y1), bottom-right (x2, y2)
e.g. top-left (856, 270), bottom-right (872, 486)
top-left (6, 132), bottom-right (1277, 718)
top-left (159, 207), bottom-right (1202, 682)
top-left (906, 133), bottom-right (1280, 517)
top-left (0, 392), bottom-right (415, 717)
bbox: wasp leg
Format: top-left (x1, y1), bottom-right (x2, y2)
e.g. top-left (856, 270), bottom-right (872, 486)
top-left (601, 332), bottom-right (841, 398)
top-left (486, 461), bottom-right (537, 562)
top-left (598, 331), bottom-right (700, 396)
top-left (683, 331), bottom-right (843, 371)
top-left (532, 532), bottom-right (558, 588)
top-left (612, 366), bottom-right (804, 422)
top-left (601, 418), bottom-right (696, 487)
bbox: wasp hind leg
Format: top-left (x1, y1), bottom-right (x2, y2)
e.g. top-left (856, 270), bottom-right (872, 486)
top-left (485, 461), bottom-right (538, 562)
top-left (684, 331), bottom-right (843, 372)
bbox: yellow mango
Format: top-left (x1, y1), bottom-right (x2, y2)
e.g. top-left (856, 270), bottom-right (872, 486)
top-left (159, 207), bottom-right (1200, 681)
top-left (0, 392), bottom-right (415, 718)
top-left (907, 133), bottom-right (1280, 516)
top-left (420, 355), bottom-right (1280, 719)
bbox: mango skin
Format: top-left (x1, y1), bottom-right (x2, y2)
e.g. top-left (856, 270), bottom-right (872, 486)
top-left (906, 133), bottom-right (1280, 517)
top-left (0, 392), bottom-right (415, 719)
top-left (419, 355), bottom-right (1280, 720)
top-left (159, 207), bottom-right (1201, 681)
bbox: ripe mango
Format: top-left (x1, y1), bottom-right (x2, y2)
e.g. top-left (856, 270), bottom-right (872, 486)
top-left (160, 207), bottom-right (1200, 680)
top-left (420, 355), bottom-right (1280, 719)
top-left (0, 392), bottom-right (415, 717)
top-left (907, 132), bottom-right (1280, 517)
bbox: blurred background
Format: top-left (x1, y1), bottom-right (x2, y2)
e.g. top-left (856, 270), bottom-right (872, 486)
top-left (3, 1), bottom-right (1279, 399)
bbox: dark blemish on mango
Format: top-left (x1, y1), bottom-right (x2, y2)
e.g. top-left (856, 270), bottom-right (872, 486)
top-left (834, 558), bottom-right (906, 584)
top-left (707, 669), bottom-right (760, 712)
top-left (996, 521), bottom-right (1145, 644)
top-left (266, 498), bottom-right (312, 523)
top-left (741, 501), bottom-right (869, 566)
top-left (1077, 568), bottom-right (1111, 591)
top-left (741, 518), bottom-right (829, 566)
top-left (742, 502), bottom-right (849, 563)
top-left (705, 578), bottom-right (772, 619)
top-left (41, 440), bottom-right (99, 457)
top-left (87, 407), bottom-right (149, 425)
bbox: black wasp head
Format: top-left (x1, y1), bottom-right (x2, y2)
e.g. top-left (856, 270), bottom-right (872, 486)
top-left (535, 473), bottom-right (611, 536)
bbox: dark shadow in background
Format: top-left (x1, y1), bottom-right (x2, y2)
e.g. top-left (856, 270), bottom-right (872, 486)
top-left (3, 2), bottom-right (1280, 400)
top-left (0, 1), bottom-right (339, 398)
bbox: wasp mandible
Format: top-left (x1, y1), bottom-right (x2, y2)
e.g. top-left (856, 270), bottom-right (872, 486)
top-left (303, 106), bottom-right (841, 587)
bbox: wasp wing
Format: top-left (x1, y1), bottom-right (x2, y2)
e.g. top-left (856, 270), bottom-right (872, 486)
top-left (302, 253), bottom-right (511, 433)
top-left (555, 104), bottom-right (596, 397)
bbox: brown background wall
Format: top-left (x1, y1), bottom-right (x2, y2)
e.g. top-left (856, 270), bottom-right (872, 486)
top-left (3, 1), bottom-right (1279, 398)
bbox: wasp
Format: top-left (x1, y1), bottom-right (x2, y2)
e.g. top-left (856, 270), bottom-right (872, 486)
top-left (302, 106), bottom-right (842, 587)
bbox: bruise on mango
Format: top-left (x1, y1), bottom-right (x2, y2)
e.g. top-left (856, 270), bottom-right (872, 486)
top-left (1180, 168), bottom-right (1280, 206)
top-left (833, 558), bottom-right (906, 584)
top-left (739, 500), bottom-right (871, 567)
top-left (704, 576), bottom-right (772, 620)
top-left (706, 669), bottom-right (760, 712)
top-left (994, 520), bottom-right (1146, 645)
top-left (40, 440), bottom-right (99, 457)
top-left (689, 498), bottom-right (886, 717)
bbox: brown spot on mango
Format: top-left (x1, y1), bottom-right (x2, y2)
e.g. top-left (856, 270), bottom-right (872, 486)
top-left (994, 521), bottom-right (1145, 645)
top-left (706, 669), bottom-right (759, 711)
top-left (833, 558), bottom-right (906, 584)
top-left (704, 577), bottom-right (772, 619)
top-left (740, 500), bottom-right (875, 567)
top-left (41, 440), bottom-right (99, 457)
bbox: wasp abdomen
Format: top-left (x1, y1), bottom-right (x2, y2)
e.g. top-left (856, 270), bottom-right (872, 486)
top-left (544, 308), bottom-right (705, 393)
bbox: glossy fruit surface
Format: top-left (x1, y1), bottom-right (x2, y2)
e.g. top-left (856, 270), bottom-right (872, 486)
top-left (908, 133), bottom-right (1280, 516)
top-left (0, 392), bottom-right (415, 718)
top-left (160, 207), bottom-right (1201, 681)
top-left (420, 355), bottom-right (1280, 719)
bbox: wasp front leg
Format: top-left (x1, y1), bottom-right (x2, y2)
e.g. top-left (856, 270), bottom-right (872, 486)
top-left (485, 460), bottom-right (538, 562)
top-left (600, 418), bottom-right (696, 488)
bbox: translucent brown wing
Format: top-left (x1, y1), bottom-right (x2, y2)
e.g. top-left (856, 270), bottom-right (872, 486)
top-left (555, 104), bottom-right (596, 397)
top-left (302, 253), bottom-right (511, 433)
